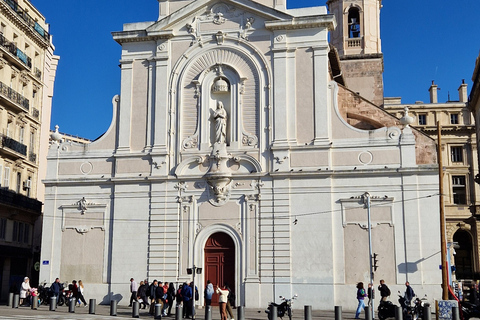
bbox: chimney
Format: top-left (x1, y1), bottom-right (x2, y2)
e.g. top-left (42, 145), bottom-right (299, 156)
top-left (458, 79), bottom-right (468, 102)
top-left (429, 80), bottom-right (438, 103)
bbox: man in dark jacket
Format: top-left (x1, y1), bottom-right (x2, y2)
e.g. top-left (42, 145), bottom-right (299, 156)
top-left (404, 282), bottom-right (415, 305)
top-left (50, 278), bottom-right (61, 305)
top-left (182, 282), bottom-right (193, 318)
top-left (378, 280), bottom-right (390, 302)
top-left (149, 280), bottom-right (158, 315)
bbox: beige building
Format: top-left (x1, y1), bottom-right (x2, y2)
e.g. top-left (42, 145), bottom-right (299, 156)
top-left (385, 80), bottom-right (480, 280)
top-left (0, 0), bottom-right (58, 299)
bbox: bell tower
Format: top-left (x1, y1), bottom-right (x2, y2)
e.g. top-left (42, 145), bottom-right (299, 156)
top-left (327, 0), bottom-right (384, 106)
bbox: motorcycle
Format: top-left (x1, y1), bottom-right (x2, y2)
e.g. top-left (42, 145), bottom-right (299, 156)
top-left (461, 301), bottom-right (480, 320)
top-left (265, 294), bottom-right (298, 320)
top-left (412, 295), bottom-right (429, 320)
top-left (378, 300), bottom-right (396, 320)
top-left (37, 281), bottom-right (51, 305)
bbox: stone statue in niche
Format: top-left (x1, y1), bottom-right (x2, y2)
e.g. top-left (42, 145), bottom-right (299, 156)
top-left (213, 101), bottom-right (227, 144)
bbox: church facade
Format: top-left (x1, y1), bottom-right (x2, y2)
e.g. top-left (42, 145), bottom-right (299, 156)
top-left (40, 0), bottom-right (442, 309)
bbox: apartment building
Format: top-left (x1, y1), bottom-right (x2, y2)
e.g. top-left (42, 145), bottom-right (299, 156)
top-left (0, 0), bottom-right (57, 299)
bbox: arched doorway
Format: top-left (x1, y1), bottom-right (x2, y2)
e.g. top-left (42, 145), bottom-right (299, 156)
top-left (204, 232), bottom-right (235, 306)
top-left (453, 230), bottom-right (474, 279)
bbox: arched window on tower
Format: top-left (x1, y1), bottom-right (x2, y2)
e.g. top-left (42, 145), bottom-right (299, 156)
top-left (348, 8), bottom-right (361, 38)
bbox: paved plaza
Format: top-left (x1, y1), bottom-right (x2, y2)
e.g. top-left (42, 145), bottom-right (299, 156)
top-left (0, 304), bottom-right (358, 320)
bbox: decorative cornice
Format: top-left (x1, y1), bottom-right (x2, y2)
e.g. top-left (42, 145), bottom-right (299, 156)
top-left (265, 14), bottom-right (336, 31)
top-left (112, 30), bottom-right (174, 44)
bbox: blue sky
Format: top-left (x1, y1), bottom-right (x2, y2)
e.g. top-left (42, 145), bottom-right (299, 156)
top-left (32, 0), bottom-right (480, 140)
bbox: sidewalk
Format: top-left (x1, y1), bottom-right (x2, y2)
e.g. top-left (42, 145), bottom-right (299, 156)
top-left (0, 304), bottom-right (358, 320)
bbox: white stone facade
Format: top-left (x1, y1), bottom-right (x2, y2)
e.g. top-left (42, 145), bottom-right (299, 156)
top-left (41, 0), bottom-right (441, 309)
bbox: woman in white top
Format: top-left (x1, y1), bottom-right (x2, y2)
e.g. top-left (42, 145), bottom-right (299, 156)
top-left (20, 277), bottom-right (31, 305)
top-left (216, 284), bottom-right (229, 320)
top-left (77, 280), bottom-right (87, 307)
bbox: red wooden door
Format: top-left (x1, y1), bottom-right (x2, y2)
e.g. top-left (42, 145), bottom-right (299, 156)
top-left (204, 232), bottom-right (235, 306)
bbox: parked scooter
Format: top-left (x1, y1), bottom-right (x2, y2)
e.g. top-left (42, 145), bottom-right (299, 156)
top-left (378, 300), bottom-right (396, 320)
top-left (461, 301), bottom-right (480, 320)
top-left (265, 294), bottom-right (298, 320)
top-left (412, 295), bottom-right (429, 320)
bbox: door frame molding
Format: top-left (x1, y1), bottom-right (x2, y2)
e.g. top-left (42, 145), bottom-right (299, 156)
top-left (195, 224), bottom-right (243, 307)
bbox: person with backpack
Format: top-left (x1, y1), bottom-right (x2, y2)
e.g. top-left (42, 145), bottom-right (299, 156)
top-left (355, 282), bottom-right (367, 319)
top-left (404, 281), bottom-right (415, 305)
top-left (378, 279), bottom-right (391, 302)
top-left (204, 280), bottom-right (214, 306)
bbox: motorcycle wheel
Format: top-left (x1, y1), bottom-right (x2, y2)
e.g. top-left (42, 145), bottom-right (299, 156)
top-left (288, 308), bottom-right (292, 320)
top-left (58, 296), bottom-right (65, 306)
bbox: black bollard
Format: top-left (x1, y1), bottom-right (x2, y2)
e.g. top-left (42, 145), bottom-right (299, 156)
top-left (237, 306), bottom-right (245, 320)
top-left (8, 292), bottom-right (13, 306)
top-left (49, 297), bottom-right (56, 311)
top-left (89, 299), bottom-right (96, 314)
top-left (132, 301), bottom-right (140, 318)
top-left (155, 303), bottom-right (162, 319)
top-left (12, 294), bottom-right (19, 308)
top-left (365, 306), bottom-right (372, 320)
top-left (452, 306), bottom-right (460, 320)
top-left (335, 306), bottom-right (342, 320)
top-left (395, 306), bottom-right (403, 320)
top-left (205, 305), bottom-right (212, 320)
top-left (32, 296), bottom-right (38, 310)
top-left (110, 300), bottom-right (117, 316)
top-left (69, 298), bottom-right (76, 313)
top-left (305, 305), bottom-right (312, 320)
top-left (271, 304), bottom-right (278, 320)
top-left (176, 304), bottom-right (183, 320)
top-left (423, 305), bottom-right (431, 320)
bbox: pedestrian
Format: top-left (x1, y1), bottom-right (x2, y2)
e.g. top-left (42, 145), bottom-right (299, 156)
top-left (182, 282), bottom-right (193, 318)
top-left (176, 284), bottom-right (183, 313)
top-left (367, 283), bottom-right (373, 306)
top-left (355, 282), bottom-right (367, 319)
top-left (20, 277), bottom-right (31, 306)
top-left (378, 280), bottom-right (391, 302)
top-left (50, 278), bottom-right (61, 305)
top-left (162, 282), bottom-right (169, 316)
top-left (167, 282), bottom-right (176, 316)
top-left (225, 283), bottom-right (235, 320)
top-left (149, 280), bottom-right (158, 315)
top-left (405, 281), bottom-right (415, 305)
top-left (137, 281), bottom-right (149, 309)
top-left (216, 283), bottom-right (229, 320)
top-left (204, 280), bottom-right (214, 306)
top-left (71, 280), bottom-right (79, 304)
top-left (129, 278), bottom-right (138, 307)
top-left (77, 280), bottom-right (87, 307)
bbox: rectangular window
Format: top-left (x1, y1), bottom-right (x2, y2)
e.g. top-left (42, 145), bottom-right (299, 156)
top-left (19, 126), bottom-right (24, 144)
top-left (418, 114), bottom-right (427, 125)
top-left (16, 172), bottom-right (21, 193)
top-left (4, 167), bottom-right (10, 188)
top-left (0, 218), bottom-right (6, 240)
top-left (12, 221), bottom-right (18, 242)
top-left (452, 176), bottom-right (467, 205)
top-left (24, 224), bottom-right (29, 243)
top-left (451, 146), bottom-right (463, 163)
top-left (451, 114), bottom-right (459, 124)
top-left (18, 222), bottom-right (24, 242)
top-left (29, 131), bottom-right (35, 153)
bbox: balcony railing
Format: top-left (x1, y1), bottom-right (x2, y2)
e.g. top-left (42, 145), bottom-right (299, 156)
top-left (0, 81), bottom-right (29, 111)
top-left (1, 135), bottom-right (27, 156)
top-left (0, 34), bottom-right (32, 69)
top-left (0, 187), bottom-right (42, 214)
top-left (3, 0), bottom-right (50, 42)
top-left (28, 151), bottom-right (36, 163)
top-left (32, 107), bottom-right (39, 120)
top-left (346, 38), bottom-right (362, 48)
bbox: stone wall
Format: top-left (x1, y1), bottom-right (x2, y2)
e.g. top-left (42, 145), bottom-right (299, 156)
top-left (336, 84), bottom-right (437, 165)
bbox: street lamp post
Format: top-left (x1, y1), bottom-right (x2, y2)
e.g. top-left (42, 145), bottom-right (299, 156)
top-left (363, 192), bottom-right (375, 319)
